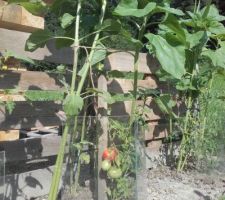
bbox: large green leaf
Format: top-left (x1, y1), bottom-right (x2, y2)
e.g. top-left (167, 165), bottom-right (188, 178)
top-left (8, 0), bottom-right (47, 16)
top-left (60, 13), bottom-right (75, 29)
top-left (186, 31), bottom-right (209, 49)
top-left (160, 14), bottom-right (186, 44)
top-left (25, 30), bottom-right (53, 52)
top-left (145, 33), bottom-right (186, 79)
top-left (63, 93), bottom-right (83, 116)
top-left (114, 0), bottom-right (156, 18)
top-left (208, 21), bottom-right (225, 35)
top-left (91, 43), bottom-right (107, 66)
top-left (156, 6), bottom-right (184, 16)
top-left (202, 42), bottom-right (225, 69)
top-left (98, 19), bottom-right (122, 32)
top-left (201, 4), bottom-right (225, 22)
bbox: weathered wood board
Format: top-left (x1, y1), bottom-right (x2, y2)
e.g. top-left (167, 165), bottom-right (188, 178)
top-left (0, 134), bottom-right (61, 162)
top-left (0, 1), bottom-right (44, 32)
top-left (0, 130), bottom-right (19, 141)
top-left (105, 51), bottom-right (160, 74)
top-left (0, 101), bottom-right (64, 129)
top-left (97, 75), bottom-right (108, 200)
top-left (0, 28), bottom-right (74, 64)
top-left (144, 123), bottom-right (169, 141)
top-left (0, 70), bottom-right (63, 91)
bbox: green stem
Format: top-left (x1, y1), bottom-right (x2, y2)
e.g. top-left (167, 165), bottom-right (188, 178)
top-left (48, 123), bottom-right (69, 200)
top-left (76, 0), bottom-right (107, 96)
top-left (71, 0), bottom-right (81, 92)
top-left (177, 94), bottom-right (192, 171)
top-left (169, 116), bottom-right (174, 162)
top-left (48, 1), bottom-right (82, 199)
top-left (73, 110), bottom-right (87, 193)
top-left (201, 74), bottom-right (214, 141)
top-left (130, 17), bottom-right (147, 124)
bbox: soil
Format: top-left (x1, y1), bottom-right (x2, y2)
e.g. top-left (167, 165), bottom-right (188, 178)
top-left (146, 166), bottom-right (225, 200)
top-left (32, 161), bottom-right (225, 200)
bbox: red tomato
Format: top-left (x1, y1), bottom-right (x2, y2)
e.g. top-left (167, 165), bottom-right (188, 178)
top-left (102, 147), bottom-right (118, 161)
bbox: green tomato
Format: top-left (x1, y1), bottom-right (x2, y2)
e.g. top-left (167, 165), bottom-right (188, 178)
top-left (101, 160), bottom-right (111, 171)
top-left (107, 167), bottom-right (122, 179)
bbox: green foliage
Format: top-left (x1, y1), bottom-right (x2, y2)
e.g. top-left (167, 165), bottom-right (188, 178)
top-left (25, 29), bottom-right (54, 52)
top-left (24, 90), bottom-right (64, 101)
top-left (202, 41), bottom-right (225, 69)
top-left (196, 72), bottom-right (225, 169)
top-left (5, 100), bottom-right (15, 115)
top-left (60, 13), bottom-right (75, 29)
top-left (144, 1), bottom-right (225, 170)
top-left (154, 94), bottom-right (177, 118)
top-left (63, 93), bottom-right (83, 116)
top-left (146, 33), bottom-right (186, 79)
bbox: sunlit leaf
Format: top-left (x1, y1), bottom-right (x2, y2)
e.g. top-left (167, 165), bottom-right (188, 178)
top-left (63, 93), bottom-right (83, 116)
top-left (146, 33), bottom-right (186, 79)
top-left (60, 13), bottom-right (75, 29)
top-left (202, 42), bottom-right (225, 69)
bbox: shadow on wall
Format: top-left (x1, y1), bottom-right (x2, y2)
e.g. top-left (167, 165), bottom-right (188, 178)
top-left (0, 71), bottom-right (64, 130)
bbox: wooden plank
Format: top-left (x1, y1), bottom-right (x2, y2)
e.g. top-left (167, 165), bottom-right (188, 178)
top-left (0, 28), bottom-right (74, 64)
top-left (0, 1), bottom-right (44, 32)
top-left (97, 75), bottom-right (108, 200)
top-left (144, 122), bottom-right (169, 141)
top-left (108, 78), bottom-right (158, 93)
top-left (107, 77), bottom-right (173, 94)
top-left (110, 98), bottom-right (164, 121)
top-left (0, 71), bottom-right (63, 91)
top-left (110, 98), bottom-right (184, 121)
top-left (0, 94), bottom-right (26, 101)
top-left (0, 101), bottom-right (65, 130)
top-left (105, 51), bottom-right (160, 74)
top-left (0, 130), bottom-right (19, 141)
top-left (0, 134), bottom-right (61, 162)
